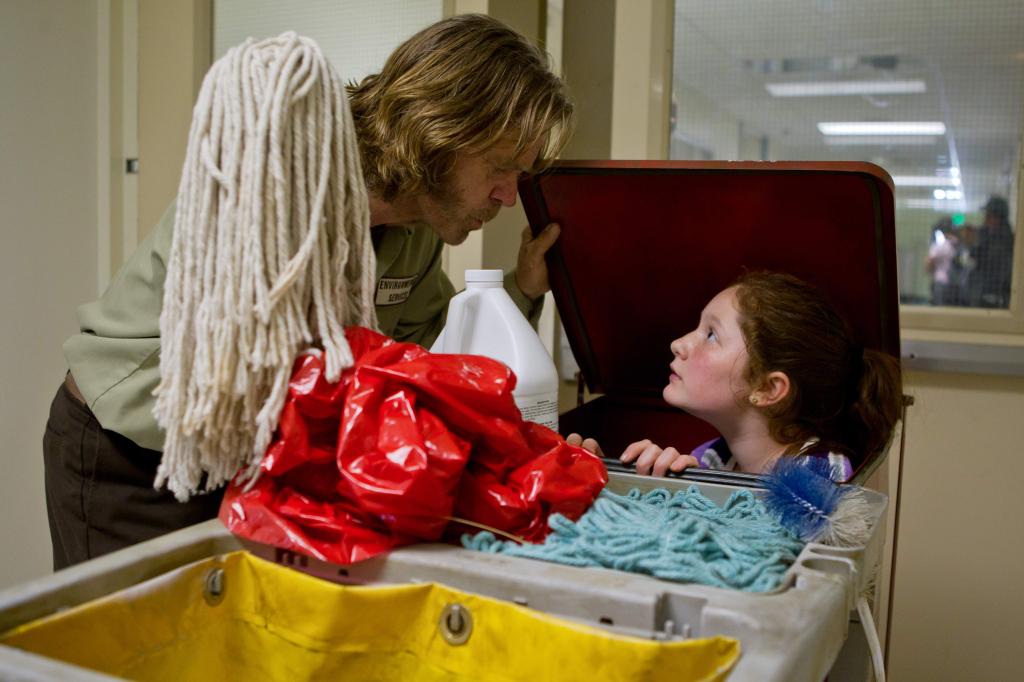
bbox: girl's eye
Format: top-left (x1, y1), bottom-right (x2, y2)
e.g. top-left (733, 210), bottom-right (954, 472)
top-left (705, 328), bottom-right (718, 343)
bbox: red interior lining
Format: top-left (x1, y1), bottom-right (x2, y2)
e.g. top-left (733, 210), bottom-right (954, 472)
top-left (522, 162), bottom-right (899, 472)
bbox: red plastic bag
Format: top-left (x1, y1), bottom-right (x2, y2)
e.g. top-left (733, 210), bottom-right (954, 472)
top-left (220, 327), bottom-right (607, 564)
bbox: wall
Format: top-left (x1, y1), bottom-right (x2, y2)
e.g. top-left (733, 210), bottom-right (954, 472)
top-left (0, 0), bottom-right (100, 587)
top-left (0, 0), bottom-right (212, 590)
top-left (888, 370), bottom-right (1024, 681)
top-left (137, 0), bottom-right (210, 238)
top-left (212, 0), bottom-right (443, 84)
top-left (561, 0), bottom-right (614, 160)
top-left (610, 0), bottom-right (672, 160)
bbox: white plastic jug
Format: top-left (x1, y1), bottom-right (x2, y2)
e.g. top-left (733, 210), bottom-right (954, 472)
top-left (431, 270), bottom-right (559, 431)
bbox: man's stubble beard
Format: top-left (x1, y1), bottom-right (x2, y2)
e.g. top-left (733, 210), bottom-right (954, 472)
top-left (423, 180), bottom-right (498, 246)
top-left (412, 180), bottom-right (459, 244)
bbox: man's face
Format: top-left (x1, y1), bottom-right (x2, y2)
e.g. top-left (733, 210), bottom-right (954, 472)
top-left (983, 210), bottom-right (1006, 228)
top-left (416, 138), bottom-right (542, 245)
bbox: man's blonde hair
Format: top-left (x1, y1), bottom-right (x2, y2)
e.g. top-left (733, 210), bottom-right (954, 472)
top-left (348, 14), bottom-right (574, 200)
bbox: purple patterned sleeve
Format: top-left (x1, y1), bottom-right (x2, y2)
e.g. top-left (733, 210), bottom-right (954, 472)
top-left (692, 438), bottom-right (725, 470)
top-left (691, 439), bottom-right (852, 478)
top-left (829, 453), bottom-right (854, 482)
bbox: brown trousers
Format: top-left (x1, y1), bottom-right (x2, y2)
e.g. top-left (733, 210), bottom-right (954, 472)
top-left (42, 380), bottom-right (224, 570)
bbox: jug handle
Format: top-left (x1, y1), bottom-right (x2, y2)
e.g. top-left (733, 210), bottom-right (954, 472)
top-left (439, 296), bottom-right (467, 354)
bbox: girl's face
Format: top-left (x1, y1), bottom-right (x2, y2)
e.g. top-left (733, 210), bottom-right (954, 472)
top-left (663, 286), bottom-right (751, 420)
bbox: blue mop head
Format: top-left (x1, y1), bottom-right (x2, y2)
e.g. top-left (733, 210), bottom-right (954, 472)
top-left (761, 456), bottom-right (854, 544)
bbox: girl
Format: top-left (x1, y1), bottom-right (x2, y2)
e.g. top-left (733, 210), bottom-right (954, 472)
top-left (570, 272), bottom-right (902, 482)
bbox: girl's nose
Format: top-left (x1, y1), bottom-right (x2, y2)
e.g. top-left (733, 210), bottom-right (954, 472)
top-left (670, 335), bottom-right (688, 359)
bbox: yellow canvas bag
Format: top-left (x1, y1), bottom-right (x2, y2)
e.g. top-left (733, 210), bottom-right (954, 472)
top-left (2, 551), bottom-right (738, 681)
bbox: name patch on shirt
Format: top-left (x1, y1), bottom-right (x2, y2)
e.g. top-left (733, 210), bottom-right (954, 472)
top-left (375, 275), bottom-right (417, 306)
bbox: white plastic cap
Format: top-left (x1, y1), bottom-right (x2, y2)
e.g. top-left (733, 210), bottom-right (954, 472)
top-left (464, 269), bottom-right (504, 283)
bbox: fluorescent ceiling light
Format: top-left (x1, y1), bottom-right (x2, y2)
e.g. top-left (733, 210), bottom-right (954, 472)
top-left (933, 189), bottom-right (963, 200)
top-left (766, 79), bottom-right (926, 97)
top-left (903, 198), bottom-right (967, 210)
top-left (818, 122), bottom-right (946, 136)
top-left (824, 135), bottom-right (939, 146)
top-left (894, 175), bottom-right (961, 187)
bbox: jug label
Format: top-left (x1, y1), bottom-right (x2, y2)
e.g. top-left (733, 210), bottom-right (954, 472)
top-left (375, 275), bottom-right (417, 306)
top-left (517, 395), bottom-right (559, 432)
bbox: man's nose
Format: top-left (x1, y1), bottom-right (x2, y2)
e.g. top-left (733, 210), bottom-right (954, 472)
top-left (491, 179), bottom-right (518, 207)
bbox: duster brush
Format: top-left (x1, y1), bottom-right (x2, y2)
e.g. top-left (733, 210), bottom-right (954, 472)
top-left (761, 456), bottom-right (872, 547)
top-left (761, 458), bottom-right (888, 681)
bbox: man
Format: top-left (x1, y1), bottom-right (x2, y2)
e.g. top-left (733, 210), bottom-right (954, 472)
top-left (968, 195), bottom-right (1015, 308)
top-left (44, 14), bottom-right (574, 569)
top-left (346, 13), bottom-right (572, 345)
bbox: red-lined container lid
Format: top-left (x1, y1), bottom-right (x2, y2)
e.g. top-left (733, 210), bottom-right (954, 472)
top-left (519, 161), bottom-right (899, 399)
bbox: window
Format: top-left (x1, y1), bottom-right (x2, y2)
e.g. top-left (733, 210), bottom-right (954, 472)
top-left (670, 1), bottom-right (1023, 314)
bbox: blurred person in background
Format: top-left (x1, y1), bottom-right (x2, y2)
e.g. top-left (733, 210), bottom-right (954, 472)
top-left (926, 216), bottom-right (964, 306)
top-left (967, 195), bottom-right (1015, 308)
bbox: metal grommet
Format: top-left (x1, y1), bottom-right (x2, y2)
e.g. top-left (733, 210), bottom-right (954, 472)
top-left (203, 567), bottom-right (226, 606)
top-left (439, 602), bottom-right (473, 645)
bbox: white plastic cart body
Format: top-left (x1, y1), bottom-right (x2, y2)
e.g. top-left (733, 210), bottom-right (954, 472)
top-left (0, 470), bottom-right (886, 682)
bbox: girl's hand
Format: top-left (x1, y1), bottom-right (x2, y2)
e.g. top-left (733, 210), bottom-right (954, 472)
top-left (566, 433), bottom-right (604, 457)
top-left (620, 439), bottom-right (700, 477)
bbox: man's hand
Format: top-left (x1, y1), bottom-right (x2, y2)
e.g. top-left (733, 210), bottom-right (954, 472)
top-left (515, 223), bottom-right (560, 300)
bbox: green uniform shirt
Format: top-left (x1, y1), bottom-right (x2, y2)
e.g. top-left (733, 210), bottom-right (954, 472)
top-left (64, 204), bottom-right (541, 451)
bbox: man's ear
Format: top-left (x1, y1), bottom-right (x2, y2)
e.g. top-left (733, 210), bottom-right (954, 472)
top-left (751, 371), bottom-right (790, 407)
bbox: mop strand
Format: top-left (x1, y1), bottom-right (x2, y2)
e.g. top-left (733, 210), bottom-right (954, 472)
top-left (154, 33), bottom-right (378, 501)
top-left (464, 487), bottom-right (805, 592)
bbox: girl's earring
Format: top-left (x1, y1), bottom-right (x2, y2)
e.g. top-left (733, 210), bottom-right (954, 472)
top-left (749, 395), bottom-right (760, 406)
